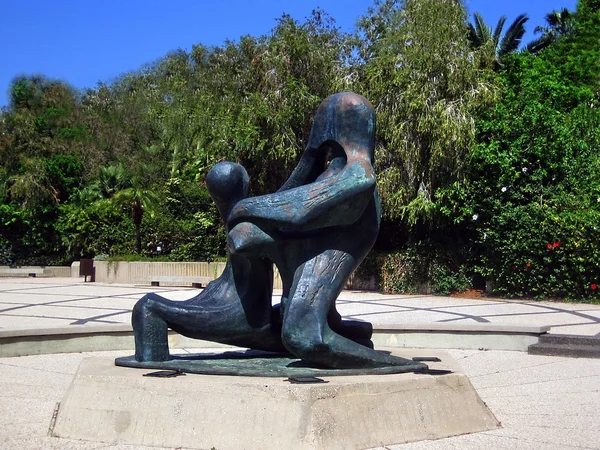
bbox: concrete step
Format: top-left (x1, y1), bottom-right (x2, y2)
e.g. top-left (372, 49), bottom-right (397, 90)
top-left (538, 333), bottom-right (600, 347)
top-left (528, 341), bottom-right (600, 359)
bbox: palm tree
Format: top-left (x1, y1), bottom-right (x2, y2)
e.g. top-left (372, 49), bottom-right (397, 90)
top-left (97, 163), bottom-right (128, 199)
top-left (98, 162), bottom-right (160, 254)
top-left (468, 13), bottom-right (529, 68)
top-left (112, 184), bottom-right (160, 254)
top-left (527, 8), bottom-right (574, 53)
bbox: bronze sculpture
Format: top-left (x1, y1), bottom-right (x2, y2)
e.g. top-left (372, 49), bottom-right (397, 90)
top-left (124, 92), bottom-right (425, 373)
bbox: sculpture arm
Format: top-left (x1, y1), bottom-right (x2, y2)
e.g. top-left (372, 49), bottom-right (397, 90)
top-left (228, 161), bottom-right (375, 232)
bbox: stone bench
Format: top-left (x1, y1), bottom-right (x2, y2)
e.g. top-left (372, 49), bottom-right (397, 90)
top-left (145, 276), bottom-right (214, 288)
top-left (0, 268), bottom-right (44, 277)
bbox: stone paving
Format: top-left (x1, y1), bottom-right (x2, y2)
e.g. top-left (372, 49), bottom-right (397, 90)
top-left (2, 277), bottom-right (600, 335)
top-left (1, 277), bottom-right (600, 449)
top-left (1, 348), bottom-right (598, 450)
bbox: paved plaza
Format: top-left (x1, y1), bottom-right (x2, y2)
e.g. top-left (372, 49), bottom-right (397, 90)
top-left (2, 277), bottom-right (600, 335)
top-left (0, 277), bottom-right (599, 449)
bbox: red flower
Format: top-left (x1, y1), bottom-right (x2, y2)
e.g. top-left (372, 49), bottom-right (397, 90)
top-left (592, 284), bottom-right (598, 290)
top-left (553, 242), bottom-right (561, 248)
top-left (526, 262), bottom-right (531, 267)
top-left (547, 243), bottom-right (553, 249)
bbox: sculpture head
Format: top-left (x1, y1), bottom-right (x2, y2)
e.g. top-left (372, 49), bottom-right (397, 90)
top-left (280, 92), bottom-right (376, 190)
top-left (308, 92), bottom-right (376, 165)
top-left (206, 161), bottom-right (249, 223)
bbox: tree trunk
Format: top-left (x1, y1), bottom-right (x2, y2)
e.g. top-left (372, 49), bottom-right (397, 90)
top-left (135, 222), bottom-right (142, 254)
top-left (133, 202), bottom-right (143, 254)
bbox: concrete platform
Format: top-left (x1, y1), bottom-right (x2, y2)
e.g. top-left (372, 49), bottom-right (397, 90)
top-left (2, 349), bottom-right (599, 449)
top-left (51, 350), bottom-right (499, 450)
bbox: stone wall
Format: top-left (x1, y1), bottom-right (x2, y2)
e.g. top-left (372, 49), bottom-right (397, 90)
top-left (0, 266), bottom-right (71, 277)
top-left (0, 261), bottom-right (374, 292)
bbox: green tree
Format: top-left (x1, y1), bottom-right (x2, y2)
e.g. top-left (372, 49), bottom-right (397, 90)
top-left (357, 0), bottom-right (495, 225)
top-left (112, 184), bottom-right (160, 254)
top-left (458, 1), bottom-right (600, 298)
top-left (102, 162), bottom-right (160, 254)
top-left (0, 76), bottom-right (87, 265)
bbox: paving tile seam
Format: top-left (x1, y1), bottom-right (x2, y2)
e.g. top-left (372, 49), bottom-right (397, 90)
top-left (0, 294), bottom-right (148, 313)
top-left (482, 432), bottom-right (597, 450)
top-left (482, 390), bottom-right (599, 399)
top-left (0, 304), bottom-right (131, 312)
top-left (0, 363), bottom-right (74, 376)
top-left (469, 360), bottom-right (583, 378)
top-left (0, 285), bottom-right (74, 292)
top-left (521, 305), bottom-right (600, 323)
top-left (509, 424), bottom-right (600, 433)
top-left (455, 311), bottom-right (597, 319)
top-left (0, 313), bottom-right (95, 320)
top-left (12, 292), bottom-right (155, 300)
top-left (0, 312), bottom-right (128, 321)
top-left (495, 400), bottom-right (600, 407)
top-left (550, 321), bottom-right (600, 328)
top-left (476, 375), bottom-right (600, 389)
top-left (502, 412), bottom-right (599, 418)
top-left (347, 302), bottom-right (525, 313)
top-left (340, 299), bottom-right (507, 309)
top-left (2, 292), bottom-right (93, 298)
top-left (345, 310), bottom-right (493, 322)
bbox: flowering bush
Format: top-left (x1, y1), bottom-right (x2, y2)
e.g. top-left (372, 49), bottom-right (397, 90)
top-left (452, 51), bottom-right (600, 300)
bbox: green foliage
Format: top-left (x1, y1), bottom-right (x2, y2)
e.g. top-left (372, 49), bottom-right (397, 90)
top-left (2, 1), bottom-right (599, 302)
top-left (0, 201), bottom-right (67, 265)
top-left (57, 199), bottom-right (133, 259)
top-left (141, 208), bottom-right (225, 262)
top-left (458, 42), bottom-right (600, 299)
top-left (375, 243), bottom-right (471, 295)
top-left (357, 0), bottom-right (496, 224)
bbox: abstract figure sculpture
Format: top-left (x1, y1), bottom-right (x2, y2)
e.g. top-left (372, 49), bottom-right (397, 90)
top-left (129, 92), bottom-right (422, 371)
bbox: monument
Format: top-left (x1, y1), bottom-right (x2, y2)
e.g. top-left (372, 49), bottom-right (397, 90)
top-left (118, 91), bottom-right (426, 374)
top-left (51, 93), bottom-right (500, 449)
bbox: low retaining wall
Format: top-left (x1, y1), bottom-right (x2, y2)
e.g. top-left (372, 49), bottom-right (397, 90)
top-left (91, 260), bottom-right (290, 289)
top-left (0, 323), bottom-right (550, 358)
top-left (0, 266), bottom-right (71, 277)
top-left (88, 260), bottom-right (372, 291)
top-left (92, 261), bottom-right (227, 285)
top-left (0, 261), bottom-right (372, 291)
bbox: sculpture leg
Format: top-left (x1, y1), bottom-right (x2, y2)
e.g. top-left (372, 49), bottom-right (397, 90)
top-left (281, 251), bottom-right (416, 369)
top-left (133, 281), bottom-right (285, 360)
top-left (132, 293), bottom-right (171, 362)
top-left (275, 302), bottom-right (372, 347)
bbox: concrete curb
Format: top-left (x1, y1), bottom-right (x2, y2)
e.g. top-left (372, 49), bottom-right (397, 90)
top-left (370, 322), bottom-right (550, 352)
top-left (0, 323), bottom-right (550, 358)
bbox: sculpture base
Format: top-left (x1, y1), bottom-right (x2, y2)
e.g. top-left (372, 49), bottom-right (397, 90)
top-left (51, 350), bottom-right (499, 449)
top-left (114, 349), bottom-right (427, 376)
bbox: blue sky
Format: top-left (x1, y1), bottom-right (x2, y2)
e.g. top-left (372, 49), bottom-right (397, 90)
top-left (0, 0), bottom-right (577, 108)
